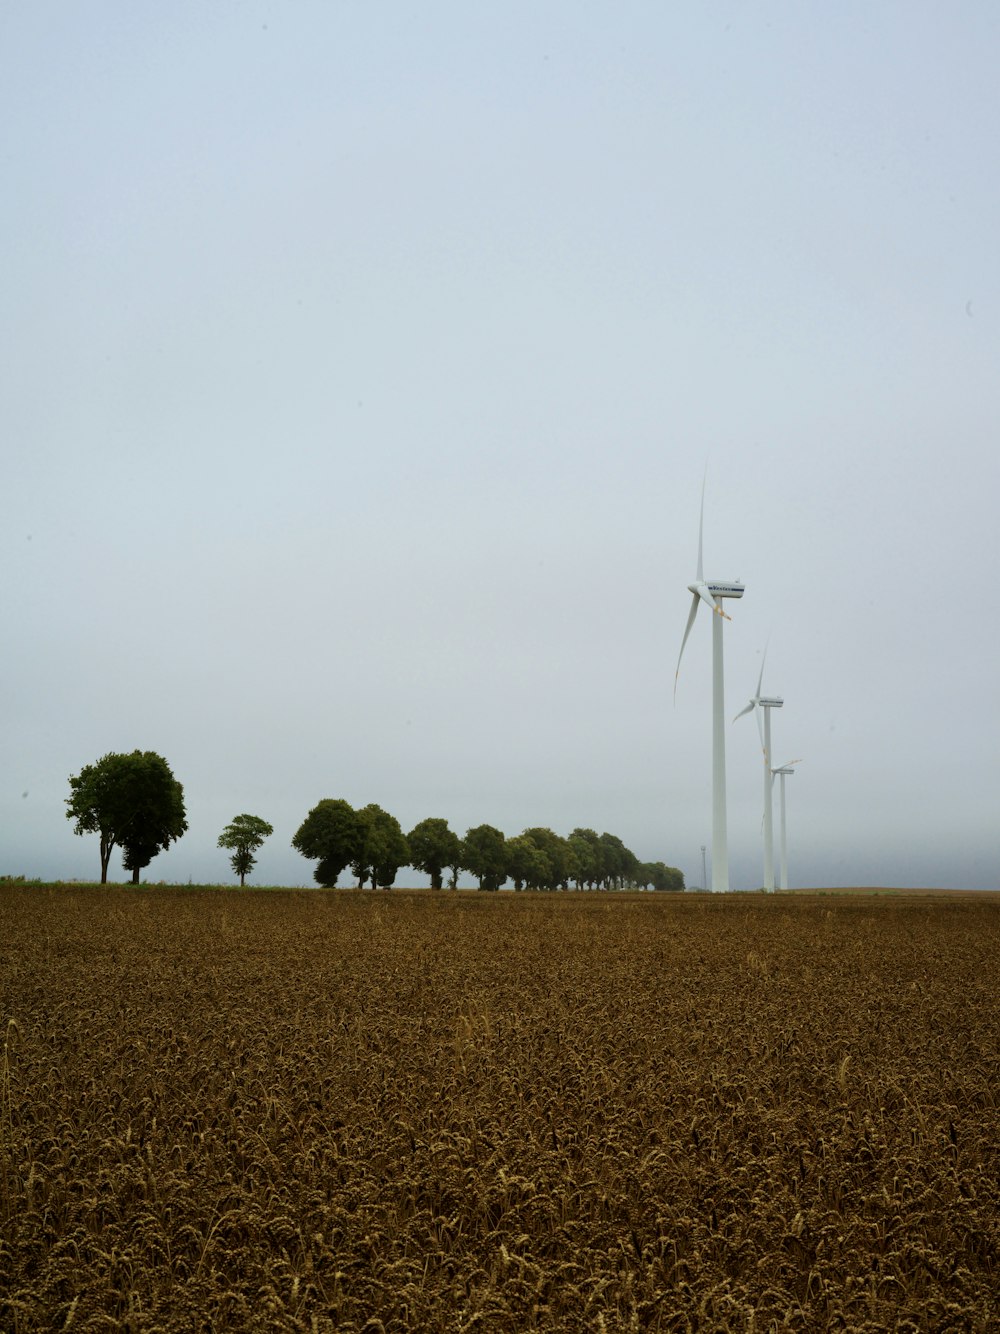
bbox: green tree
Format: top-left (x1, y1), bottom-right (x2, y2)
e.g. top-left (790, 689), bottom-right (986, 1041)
top-left (353, 804), bottom-right (410, 890)
top-left (292, 799), bottom-right (363, 888)
top-left (462, 824), bottom-right (506, 891)
top-left (599, 832), bottom-right (638, 890)
top-left (122, 837), bottom-right (166, 884)
top-left (445, 841), bottom-right (464, 890)
top-left (649, 862), bottom-right (685, 892)
top-left (218, 813), bottom-right (274, 887)
top-left (407, 817), bottom-right (461, 890)
top-left (632, 861), bottom-right (654, 890)
top-left (505, 833), bottom-right (548, 891)
top-left (521, 827), bottom-right (571, 890)
top-left (66, 750), bottom-right (187, 884)
top-left (568, 828), bottom-right (602, 890)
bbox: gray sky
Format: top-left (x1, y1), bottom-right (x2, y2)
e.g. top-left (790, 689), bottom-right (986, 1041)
top-left (4, 2), bottom-right (998, 890)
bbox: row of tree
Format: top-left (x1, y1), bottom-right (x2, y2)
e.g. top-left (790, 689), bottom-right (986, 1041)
top-left (65, 751), bottom-right (684, 892)
top-left (291, 800), bottom-right (685, 892)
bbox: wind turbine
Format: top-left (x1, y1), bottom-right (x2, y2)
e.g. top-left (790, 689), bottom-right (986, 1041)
top-left (734, 652), bottom-right (783, 892)
top-left (675, 479), bottom-right (744, 892)
top-left (770, 759), bottom-right (801, 891)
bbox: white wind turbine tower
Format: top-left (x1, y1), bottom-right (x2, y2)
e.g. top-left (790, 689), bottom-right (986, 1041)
top-left (734, 652), bottom-right (783, 892)
top-left (675, 479), bottom-right (744, 893)
top-left (771, 760), bottom-right (801, 891)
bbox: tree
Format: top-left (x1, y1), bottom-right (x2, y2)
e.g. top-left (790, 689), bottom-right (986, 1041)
top-left (122, 836), bottom-right (167, 884)
top-left (521, 827), bottom-right (571, 890)
top-left (569, 828), bottom-right (603, 890)
top-left (66, 750), bottom-right (187, 884)
top-left (599, 832), bottom-right (638, 890)
top-left (462, 824), bottom-right (506, 891)
top-left (505, 834), bottom-right (548, 892)
top-left (352, 804), bottom-right (409, 889)
top-left (649, 862), bottom-right (685, 892)
top-left (632, 861), bottom-right (654, 890)
top-left (218, 814), bottom-right (274, 887)
top-left (407, 817), bottom-right (462, 890)
top-left (445, 841), bottom-right (464, 890)
top-left (292, 799), bottom-right (363, 888)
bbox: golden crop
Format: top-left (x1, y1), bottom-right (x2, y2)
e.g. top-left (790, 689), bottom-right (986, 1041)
top-left (1, 888), bottom-right (998, 1331)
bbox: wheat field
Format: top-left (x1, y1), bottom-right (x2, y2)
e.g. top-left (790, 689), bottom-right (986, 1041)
top-left (2, 886), bottom-right (998, 1331)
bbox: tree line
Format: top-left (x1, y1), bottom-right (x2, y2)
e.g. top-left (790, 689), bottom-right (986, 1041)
top-left (65, 750), bottom-right (684, 892)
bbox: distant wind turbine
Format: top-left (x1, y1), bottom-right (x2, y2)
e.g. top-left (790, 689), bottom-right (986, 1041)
top-left (770, 759), bottom-right (802, 891)
top-left (675, 477), bottom-right (745, 893)
top-left (734, 651), bottom-right (783, 892)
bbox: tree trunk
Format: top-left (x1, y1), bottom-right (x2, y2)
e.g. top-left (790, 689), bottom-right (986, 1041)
top-left (131, 866), bottom-right (140, 884)
top-left (100, 835), bottom-right (113, 884)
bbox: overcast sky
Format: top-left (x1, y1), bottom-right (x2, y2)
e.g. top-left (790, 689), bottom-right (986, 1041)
top-left (4, 3), bottom-right (998, 890)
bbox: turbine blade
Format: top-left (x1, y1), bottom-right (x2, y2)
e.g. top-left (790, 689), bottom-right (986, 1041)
top-left (696, 470), bottom-right (706, 583)
top-left (674, 591), bottom-right (701, 700)
top-left (762, 773), bottom-right (777, 832)
top-left (733, 699), bottom-right (756, 723)
top-left (696, 585), bottom-right (718, 614)
top-left (755, 650), bottom-right (766, 700)
top-left (756, 706), bottom-right (766, 757)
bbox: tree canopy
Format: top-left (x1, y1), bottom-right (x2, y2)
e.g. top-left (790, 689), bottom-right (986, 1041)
top-left (66, 750), bottom-right (187, 883)
top-left (599, 832), bottom-right (638, 890)
top-left (568, 828), bottom-right (603, 889)
top-left (520, 827), bottom-right (572, 891)
top-left (352, 804), bottom-right (410, 890)
top-left (282, 796), bottom-right (680, 894)
top-left (462, 824), bottom-right (507, 891)
top-left (407, 817), bottom-right (462, 890)
top-left (505, 833), bottom-right (549, 891)
top-left (291, 799), bottom-right (364, 888)
top-left (633, 861), bottom-right (685, 892)
top-left (218, 814), bottom-right (274, 887)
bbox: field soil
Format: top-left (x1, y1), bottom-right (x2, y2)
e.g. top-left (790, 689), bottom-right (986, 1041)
top-left (2, 887), bottom-right (998, 1331)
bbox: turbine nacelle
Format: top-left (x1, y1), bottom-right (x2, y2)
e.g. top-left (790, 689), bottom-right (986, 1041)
top-left (686, 582), bottom-right (727, 620)
top-left (732, 652), bottom-right (779, 746)
top-left (705, 581), bottom-right (744, 600)
top-left (771, 760), bottom-right (800, 893)
top-left (736, 647), bottom-right (785, 893)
